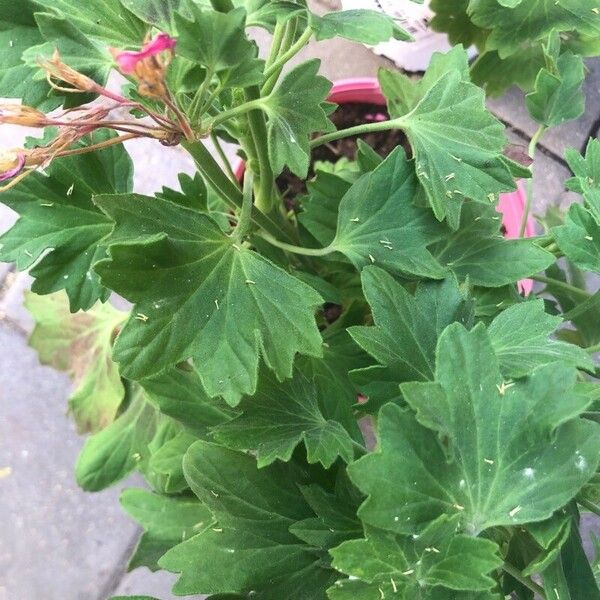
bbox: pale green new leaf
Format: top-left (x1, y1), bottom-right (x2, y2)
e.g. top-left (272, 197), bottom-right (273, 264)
top-left (487, 300), bottom-right (594, 377)
top-left (264, 59), bottom-right (333, 177)
top-left (0, 130), bottom-right (133, 311)
top-left (159, 442), bottom-right (336, 598)
top-left (121, 488), bottom-right (214, 571)
top-left (398, 69), bottom-right (516, 228)
top-left (330, 515), bottom-right (502, 596)
top-left (552, 204), bottom-right (600, 274)
top-left (329, 148), bottom-right (447, 279)
top-left (312, 10), bottom-right (411, 44)
top-left (75, 388), bottom-right (157, 491)
top-left (526, 52), bottom-right (585, 127)
top-left (468, 0), bottom-right (600, 58)
top-left (349, 324), bottom-right (600, 536)
top-left (214, 370), bottom-right (355, 468)
top-left (25, 291), bottom-right (126, 433)
top-left (95, 193), bottom-right (323, 405)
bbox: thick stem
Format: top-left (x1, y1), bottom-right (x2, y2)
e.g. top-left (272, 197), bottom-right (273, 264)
top-left (233, 171), bottom-right (254, 242)
top-left (531, 274), bottom-right (591, 300)
top-left (502, 563), bottom-right (547, 599)
top-left (519, 125), bottom-right (546, 237)
top-left (244, 86), bottom-right (274, 213)
top-left (258, 231), bottom-right (333, 257)
top-left (182, 140), bottom-right (292, 242)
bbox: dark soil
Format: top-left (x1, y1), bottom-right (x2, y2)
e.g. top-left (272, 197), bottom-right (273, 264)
top-left (276, 102), bottom-right (410, 204)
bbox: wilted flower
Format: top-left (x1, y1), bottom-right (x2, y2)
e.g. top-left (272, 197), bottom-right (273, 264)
top-left (112, 33), bottom-right (176, 99)
top-left (0, 104), bottom-right (47, 127)
top-left (0, 151), bottom-right (26, 183)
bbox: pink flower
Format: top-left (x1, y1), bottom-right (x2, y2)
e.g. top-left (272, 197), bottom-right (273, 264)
top-left (0, 153), bottom-right (25, 182)
top-left (114, 33), bottom-right (176, 74)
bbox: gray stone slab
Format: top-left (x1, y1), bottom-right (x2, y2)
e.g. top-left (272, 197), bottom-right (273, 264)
top-left (111, 567), bottom-right (186, 600)
top-left (488, 58), bottom-right (600, 159)
top-left (0, 324), bottom-right (139, 600)
top-left (0, 271), bottom-right (34, 333)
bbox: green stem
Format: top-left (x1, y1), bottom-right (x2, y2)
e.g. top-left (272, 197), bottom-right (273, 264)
top-left (209, 0), bottom-right (234, 11)
top-left (502, 563), bottom-right (547, 599)
top-left (244, 86), bottom-right (274, 213)
top-left (578, 497), bottom-right (600, 516)
top-left (531, 274), bottom-right (591, 299)
top-left (210, 132), bottom-right (239, 186)
top-left (311, 117), bottom-right (403, 149)
top-left (259, 232), bottom-right (333, 257)
top-left (182, 140), bottom-right (290, 242)
top-left (233, 171), bottom-right (254, 242)
top-left (586, 342), bottom-right (600, 354)
top-left (519, 125), bottom-right (546, 237)
top-left (262, 27), bottom-right (313, 80)
top-left (266, 21), bottom-right (287, 70)
top-left (209, 98), bottom-right (266, 129)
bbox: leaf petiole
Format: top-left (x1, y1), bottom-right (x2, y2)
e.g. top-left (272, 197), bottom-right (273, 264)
top-left (578, 497), bottom-right (600, 516)
top-left (502, 562), bottom-right (547, 599)
top-left (233, 171), bottom-right (253, 242)
top-left (311, 117), bottom-right (405, 149)
top-left (258, 232), bottom-right (334, 257)
top-left (531, 274), bottom-right (591, 300)
top-left (519, 125), bottom-right (546, 237)
top-left (263, 27), bottom-right (314, 81)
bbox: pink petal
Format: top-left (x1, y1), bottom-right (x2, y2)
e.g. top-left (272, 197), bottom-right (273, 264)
top-left (114, 33), bottom-right (177, 74)
top-left (0, 153), bottom-right (25, 182)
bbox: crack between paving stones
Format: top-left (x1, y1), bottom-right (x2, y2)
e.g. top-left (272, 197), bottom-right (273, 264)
top-left (94, 527), bottom-right (143, 600)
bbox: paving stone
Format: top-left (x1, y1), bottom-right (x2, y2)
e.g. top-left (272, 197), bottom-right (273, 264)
top-left (488, 58), bottom-right (600, 158)
top-left (0, 271), bottom-right (34, 333)
top-left (0, 324), bottom-right (140, 600)
top-left (111, 567), bottom-right (186, 600)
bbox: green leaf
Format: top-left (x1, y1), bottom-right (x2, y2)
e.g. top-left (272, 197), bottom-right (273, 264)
top-left (330, 515), bottom-right (502, 596)
top-left (159, 441), bottom-right (336, 598)
top-left (349, 323), bottom-right (600, 536)
top-left (0, 0), bottom-right (57, 109)
top-left (471, 46), bottom-right (546, 97)
top-left (329, 148), bottom-right (447, 279)
top-left (263, 59), bottom-right (333, 177)
top-left (468, 0), bottom-right (600, 59)
top-left (487, 299), bottom-right (594, 377)
top-left (565, 138), bottom-right (600, 222)
top-left (430, 0), bottom-right (488, 49)
top-left (526, 52), bottom-right (585, 127)
top-left (141, 367), bottom-right (236, 433)
top-left (146, 430), bottom-right (198, 494)
top-left (121, 487), bottom-right (214, 571)
top-left (214, 370), bottom-right (355, 468)
top-left (94, 193), bottom-right (323, 405)
top-left (120, 0), bottom-right (187, 32)
top-left (175, 6), bottom-right (264, 88)
top-left (312, 10), bottom-right (411, 44)
top-left (0, 130), bottom-right (133, 311)
top-left (552, 203), bottom-right (600, 274)
top-left (434, 202), bottom-right (554, 287)
top-left (22, 12), bottom-right (113, 105)
top-left (25, 291), bottom-right (126, 433)
top-left (397, 67), bottom-right (516, 228)
top-left (75, 388), bottom-right (157, 491)
top-left (349, 266), bottom-right (473, 386)
top-left (33, 0), bottom-right (146, 45)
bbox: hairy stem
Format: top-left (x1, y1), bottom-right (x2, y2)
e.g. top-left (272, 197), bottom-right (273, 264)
top-left (531, 274), bottom-right (590, 299)
top-left (210, 132), bottom-right (239, 186)
top-left (209, 97), bottom-right (266, 129)
top-left (263, 27), bottom-right (313, 81)
top-left (258, 231), bottom-right (333, 256)
top-left (311, 117), bottom-right (404, 148)
top-left (502, 563), bottom-right (547, 599)
top-left (519, 125), bottom-right (546, 237)
top-left (233, 171), bottom-right (254, 242)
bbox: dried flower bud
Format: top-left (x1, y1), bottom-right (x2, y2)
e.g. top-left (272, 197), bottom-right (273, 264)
top-left (112, 33), bottom-right (176, 100)
top-left (0, 104), bottom-right (47, 127)
top-left (39, 49), bottom-right (98, 94)
top-left (0, 151), bottom-right (26, 182)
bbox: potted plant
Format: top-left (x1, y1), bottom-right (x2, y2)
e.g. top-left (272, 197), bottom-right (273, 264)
top-left (1, 1), bottom-right (599, 599)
